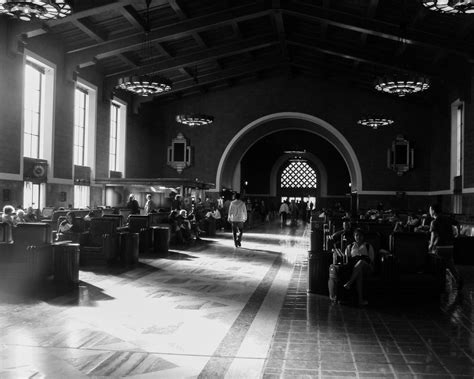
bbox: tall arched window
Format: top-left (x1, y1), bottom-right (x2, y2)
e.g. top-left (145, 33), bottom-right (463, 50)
top-left (281, 161), bottom-right (317, 189)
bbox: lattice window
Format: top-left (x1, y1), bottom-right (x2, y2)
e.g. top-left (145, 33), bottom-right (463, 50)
top-left (281, 161), bottom-right (317, 188)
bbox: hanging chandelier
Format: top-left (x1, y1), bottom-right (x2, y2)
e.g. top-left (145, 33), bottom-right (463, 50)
top-left (0, 0), bottom-right (72, 21)
top-left (116, 75), bottom-right (172, 96)
top-left (115, 0), bottom-right (173, 97)
top-left (422, 0), bottom-right (474, 14)
top-left (374, 75), bottom-right (430, 97)
top-left (357, 116), bottom-right (394, 130)
top-left (176, 113), bottom-right (214, 127)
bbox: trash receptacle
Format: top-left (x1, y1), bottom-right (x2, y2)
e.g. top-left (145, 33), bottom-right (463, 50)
top-left (120, 232), bottom-right (139, 266)
top-left (207, 217), bottom-right (216, 237)
top-left (53, 242), bottom-right (80, 287)
top-left (307, 251), bottom-right (333, 295)
top-left (152, 226), bottom-right (170, 255)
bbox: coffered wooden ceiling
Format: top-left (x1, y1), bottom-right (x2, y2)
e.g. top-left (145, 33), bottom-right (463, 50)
top-left (6, 0), bottom-right (474, 102)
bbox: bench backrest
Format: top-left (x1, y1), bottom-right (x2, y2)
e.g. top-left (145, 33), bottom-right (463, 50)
top-left (85, 218), bottom-right (119, 246)
top-left (128, 215), bottom-right (150, 232)
top-left (149, 212), bottom-right (169, 225)
top-left (103, 214), bottom-right (124, 227)
top-left (390, 232), bottom-right (429, 273)
top-left (12, 223), bottom-right (52, 245)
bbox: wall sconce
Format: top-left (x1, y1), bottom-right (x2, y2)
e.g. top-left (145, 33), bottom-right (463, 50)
top-left (387, 135), bottom-right (414, 176)
top-left (167, 133), bottom-right (192, 174)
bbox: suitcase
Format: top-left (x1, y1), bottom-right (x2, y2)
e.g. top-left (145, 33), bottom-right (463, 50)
top-left (328, 264), bottom-right (340, 302)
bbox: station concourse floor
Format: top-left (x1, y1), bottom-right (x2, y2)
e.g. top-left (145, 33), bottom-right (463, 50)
top-left (0, 221), bottom-right (473, 379)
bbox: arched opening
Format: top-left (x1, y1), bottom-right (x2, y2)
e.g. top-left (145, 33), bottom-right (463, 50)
top-left (279, 159), bottom-right (318, 207)
top-left (216, 112), bottom-right (362, 194)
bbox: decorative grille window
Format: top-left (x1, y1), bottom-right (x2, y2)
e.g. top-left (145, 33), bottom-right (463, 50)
top-left (281, 161), bottom-right (317, 188)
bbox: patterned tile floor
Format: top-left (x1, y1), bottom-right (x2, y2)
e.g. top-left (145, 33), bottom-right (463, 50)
top-left (0, 221), bottom-right (473, 378)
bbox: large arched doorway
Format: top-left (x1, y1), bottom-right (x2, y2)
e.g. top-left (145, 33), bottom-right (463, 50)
top-left (216, 112), bottom-right (362, 193)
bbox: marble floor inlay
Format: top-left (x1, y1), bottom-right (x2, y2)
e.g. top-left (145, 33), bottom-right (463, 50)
top-left (0, 221), bottom-right (473, 378)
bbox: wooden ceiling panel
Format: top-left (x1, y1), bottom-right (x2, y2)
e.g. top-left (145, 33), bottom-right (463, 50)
top-left (198, 25), bottom-right (237, 48)
top-left (238, 15), bottom-right (274, 39)
top-left (286, 14), bottom-right (322, 40)
top-left (160, 35), bottom-right (202, 56)
top-left (177, 0), bottom-right (232, 18)
top-left (331, 0), bottom-right (368, 16)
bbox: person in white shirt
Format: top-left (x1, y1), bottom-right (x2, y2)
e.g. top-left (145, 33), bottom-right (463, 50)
top-left (144, 194), bottom-right (156, 215)
top-left (343, 228), bottom-right (375, 306)
top-left (227, 193), bottom-right (247, 247)
top-left (279, 201), bottom-right (289, 226)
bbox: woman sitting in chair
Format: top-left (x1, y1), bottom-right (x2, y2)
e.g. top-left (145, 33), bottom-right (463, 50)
top-left (343, 228), bottom-right (375, 306)
top-left (57, 211), bottom-right (81, 242)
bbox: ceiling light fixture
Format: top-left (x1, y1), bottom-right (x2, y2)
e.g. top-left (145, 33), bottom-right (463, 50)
top-left (284, 149), bottom-right (306, 155)
top-left (115, 0), bottom-right (173, 97)
top-left (357, 116), bottom-right (394, 130)
top-left (422, 0), bottom-right (474, 14)
top-left (175, 113), bottom-right (214, 127)
top-left (0, 0), bottom-right (72, 21)
top-left (374, 75), bottom-right (430, 97)
top-left (117, 75), bottom-right (172, 97)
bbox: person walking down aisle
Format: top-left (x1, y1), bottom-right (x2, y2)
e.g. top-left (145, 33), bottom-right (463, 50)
top-left (228, 192), bottom-right (247, 247)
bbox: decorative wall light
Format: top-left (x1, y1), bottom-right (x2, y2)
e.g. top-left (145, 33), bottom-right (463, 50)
top-left (422, 0), bottom-right (474, 14)
top-left (387, 135), bottom-right (414, 176)
top-left (357, 116), bottom-right (394, 130)
top-left (0, 0), bottom-right (72, 21)
top-left (374, 75), bottom-right (430, 97)
top-left (175, 113), bottom-right (214, 127)
top-left (167, 133), bottom-right (192, 174)
top-left (115, 0), bottom-right (173, 96)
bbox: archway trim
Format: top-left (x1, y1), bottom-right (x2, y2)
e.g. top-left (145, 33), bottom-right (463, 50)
top-left (216, 112), bottom-right (362, 191)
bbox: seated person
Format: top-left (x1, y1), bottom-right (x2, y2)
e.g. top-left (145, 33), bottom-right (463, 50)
top-left (56, 211), bottom-right (81, 241)
top-left (1, 205), bottom-right (18, 227)
top-left (342, 228), bottom-right (375, 307)
top-left (330, 221), bottom-right (353, 250)
top-left (177, 209), bottom-right (193, 242)
top-left (205, 205), bottom-right (222, 229)
top-left (24, 206), bottom-right (38, 222)
top-left (168, 210), bottom-right (184, 244)
top-left (15, 209), bottom-right (27, 223)
top-left (414, 213), bottom-right (432, 233)
top-left (187, 210), bottom-right (203, 241)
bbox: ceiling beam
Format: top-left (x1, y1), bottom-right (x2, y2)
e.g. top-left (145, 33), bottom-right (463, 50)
top-left (359, 0), bottom-right (378, 45)
top-left (72, 19), bottom-right (107, 42)
top-left (273, 5), bottom-right (289, 60)
top-left (167, 0), bottom-right (222, 71)
top-left (150, 58), bottom-right (284, 98)
top-left (287, 36), bottom-right (436, 76)
top-left (119, 5), bottom-right (147, 30)
top-left (284, 1), bottom-right (471, 59)
top-left (67, 4), bottom-right (271, 68)
top-left (106, 34), bottom-right (278, 79)
top-left (71, 18), bottom-right (137, 69)
top-left (12, 0), bottom-right (155, 38)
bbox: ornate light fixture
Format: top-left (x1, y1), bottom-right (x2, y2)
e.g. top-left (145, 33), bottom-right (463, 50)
top-left (176, 113), bottom-right (214, 127)
top-left (115, 0), bottom-right (173, 97)
top-left (357, 116), bottom-right (394, 130)
top-left (284, 149), bottom-right (306, 155)
top-left (0, 0), bottom-right (72, 21)
top-left (117, 75), bottom-right (172, 97)
top-left (422, 0), bottom-right (474, 14)
top-left (374, 75), bottom-right (430, 97)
